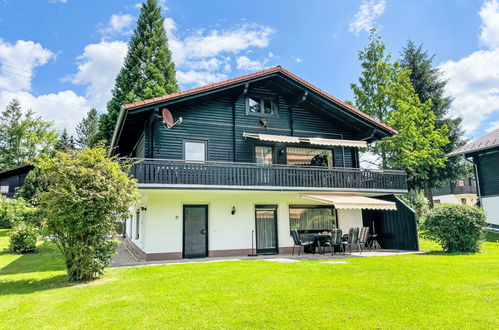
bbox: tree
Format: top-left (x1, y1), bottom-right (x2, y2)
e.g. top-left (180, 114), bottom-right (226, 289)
top-left (55, 129), bottom-right (75, 152)
top-left (400, 41), bottom-right (468, 202)
top-left (379, 69), bottom-right (449, 198)
top-left (0, 99), bottom-right (58, 171)
top-left (75, 108), bottom-right (99, 149)
top-left (36, 147), bottom-right (139, 281)
top-left (95, 0), bottom-right (179, 144)
top-left (350, 29), bottom-right (398, 167)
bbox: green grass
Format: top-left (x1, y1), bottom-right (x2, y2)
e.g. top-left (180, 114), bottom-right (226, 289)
top-left (1, 229), bottom-right (498, 329)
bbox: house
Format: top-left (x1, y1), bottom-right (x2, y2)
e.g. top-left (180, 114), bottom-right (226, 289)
top-left (111, 66), bottom-right (418, 261)
top-left (448, 128), bottom-right (499, 229)
top-left (432, 177), bottom-right (477, 206)
top-left (0, 164), bottom-right (33, 199)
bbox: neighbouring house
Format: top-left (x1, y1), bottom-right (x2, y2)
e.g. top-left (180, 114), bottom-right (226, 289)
top-left (432, 177), bottom-right (478, 206)
top-left (448, 128), bottom-right (499, 229)
top-left (0, 164), bottom-right (33, 199)
top-left (111, 66), bottom-right (418, 261)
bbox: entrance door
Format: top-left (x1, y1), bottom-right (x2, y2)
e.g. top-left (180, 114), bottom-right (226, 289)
top-left (255, 205), bottom-right (278, 254)
top-left (183, 205), bottom-right (208, 258)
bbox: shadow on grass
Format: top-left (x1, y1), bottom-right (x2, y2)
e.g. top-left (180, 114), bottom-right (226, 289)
top-left (0, 241), bottom-right (65, 276)
top-left (0, 229), bottom-right (9, 238)
top-left (0, 274), bottom-right (77, 296)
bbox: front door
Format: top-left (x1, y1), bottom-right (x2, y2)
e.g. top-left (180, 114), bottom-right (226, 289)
top-left (183, 205), bottom-right (208, 258)
top-left (255, 205), bottom-right (278, 254)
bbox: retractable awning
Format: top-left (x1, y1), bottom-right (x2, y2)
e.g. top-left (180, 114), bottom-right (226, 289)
top-left (301, 194), bottom-right (397, 210)
top-left (242, 132), bottom-right (367, 148)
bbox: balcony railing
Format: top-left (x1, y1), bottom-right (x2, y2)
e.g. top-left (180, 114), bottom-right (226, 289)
top-left (127, 159), bottom-right (408, 192)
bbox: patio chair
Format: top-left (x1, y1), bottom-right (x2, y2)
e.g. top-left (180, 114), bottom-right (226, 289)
top-left (358, 227), bottom-right (370, 252)
top-left (324, 229), bottom-right (343, 255)
top-left (341, 227), bottom-right (360, 254)
top-left (291, 229), bottom-right (312, 256)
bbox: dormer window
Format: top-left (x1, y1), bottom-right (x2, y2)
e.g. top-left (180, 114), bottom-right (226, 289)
top-left (246, 95), bottom-right (278, 116)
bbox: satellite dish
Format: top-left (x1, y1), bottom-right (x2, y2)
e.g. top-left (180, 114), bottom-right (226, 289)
top-left (161, 107), bottom-right (182, 128)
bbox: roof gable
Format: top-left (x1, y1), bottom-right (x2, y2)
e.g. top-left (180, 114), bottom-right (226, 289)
top-left (447, 128), bottom-right (499, 157)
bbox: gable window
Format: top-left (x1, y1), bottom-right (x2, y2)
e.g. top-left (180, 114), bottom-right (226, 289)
top-left (286, 147), bottom-right (333, 167)
top-left (255, 146), bottom-right (273, 165)
top-left (246, 95), bottom-right (277, 116)
top-left (184, 140), bottom-right (207, 161)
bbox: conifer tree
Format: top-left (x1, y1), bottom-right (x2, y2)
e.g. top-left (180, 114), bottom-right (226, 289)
top-left (76, 108), bottom-right (98, 149)
top-left (95, 0), bottom-right (179, 144)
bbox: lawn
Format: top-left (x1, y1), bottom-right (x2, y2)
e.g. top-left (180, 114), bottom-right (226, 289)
top-left (0, 229), bottom-right (498, 329)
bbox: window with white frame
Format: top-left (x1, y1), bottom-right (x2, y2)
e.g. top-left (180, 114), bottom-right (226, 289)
top-left (0, 185), bottom-right (8, 195)
top-left (184, 140), bottom-right (207, 161)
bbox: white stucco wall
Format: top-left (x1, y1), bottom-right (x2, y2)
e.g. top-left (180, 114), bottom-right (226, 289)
top-left (433, 194), bottom-right (477, 206)
top-left (134, 189), bottom-right (367, 255)
top-left (482, 195), bottom-right (499, 226)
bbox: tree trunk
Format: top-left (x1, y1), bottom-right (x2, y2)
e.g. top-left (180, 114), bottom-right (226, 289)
top-left (423, 180), bottom-right (434, 209)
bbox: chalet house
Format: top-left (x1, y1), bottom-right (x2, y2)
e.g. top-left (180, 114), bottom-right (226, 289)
top-left (448, 128), bottom-right (499, 229)
top-left (111, 66), bottom-right (418, 261)
top-left (0, 164), bottom-right (33, 199)
top-left (432, 177), bottom-right (477, 206)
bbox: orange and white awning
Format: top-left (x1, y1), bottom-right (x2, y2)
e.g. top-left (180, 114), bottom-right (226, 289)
top-left (242, 132), bottom-right (367, 148)
top-left (301, 194), bottom-right (397, 210)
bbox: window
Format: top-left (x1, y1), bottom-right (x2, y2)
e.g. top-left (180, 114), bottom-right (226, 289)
top-left (135, 211), bottom-right (140, 239)
top-left (286, 147), bottom-right (333, 167)
top-left (461, 198), bottom-right (467, 205)
top-left (434, 199), bottom-right (441, 204)
top-left (0, 185), bottom-right (8, 195)
top-left (184, 140), bottom-right (207, 161)
top-left (246, 95), bottom-right (277, 116)
top-left (255, 146), bottom-right (273, 165)
top-left (289, 206), bottom-right (337, 231)
top-left (457, 179), bottom-right (465, 187)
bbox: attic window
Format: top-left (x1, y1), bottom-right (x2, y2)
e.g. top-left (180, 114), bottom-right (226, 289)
top-left (246, 95), bottom-right (278, 116)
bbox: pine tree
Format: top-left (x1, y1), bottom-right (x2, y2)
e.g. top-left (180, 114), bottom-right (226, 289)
top-left (400, 41), bottom-right (468, 203)
top-left (55, 129), bottom-right (75, 152)
top-left (95, 0), bottom-right (179, 144)
top-left (76, 108), bottom-right (98, 149)
top-left (0, 99), bottom-right (58, 170)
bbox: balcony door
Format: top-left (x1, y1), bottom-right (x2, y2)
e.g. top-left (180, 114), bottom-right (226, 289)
top-left (183, 205), bottom-right (208, 258)
top-left (255, 205), bottom-right (278, 254)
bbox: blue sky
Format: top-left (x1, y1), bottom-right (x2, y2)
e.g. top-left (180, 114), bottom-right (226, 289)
top-left (1, 0), bottom-right (498, 139)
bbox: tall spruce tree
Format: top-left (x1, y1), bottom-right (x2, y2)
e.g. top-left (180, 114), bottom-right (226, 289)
top-left (0, 99), bottom-right (58, 170)
top-left (400, 41), bottom-right (468, 205)
top-left (76, 108), bottom-right (98, 149)
top-left (95, 0), bottom-right (179, 144)
top-left (55, 129), bottom-right (76, 152)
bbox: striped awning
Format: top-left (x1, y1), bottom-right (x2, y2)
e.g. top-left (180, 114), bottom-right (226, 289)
top-left (243, 132), bottom-right (367, 148)
top-left (301, 194), bottom-right (397, 210)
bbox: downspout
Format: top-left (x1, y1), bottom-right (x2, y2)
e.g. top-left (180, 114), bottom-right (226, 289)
top-left (108, 105), bottom-right (127, 157)
top-left (465, 156), bottom-right (482, 207)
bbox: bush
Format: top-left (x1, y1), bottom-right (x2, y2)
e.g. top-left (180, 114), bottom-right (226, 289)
top-left (422, 204), bottom-right (487, 252)
top-left (0, 197), bottom-right (38, 229)
top-left (9, 225), bottom-right (38, 253)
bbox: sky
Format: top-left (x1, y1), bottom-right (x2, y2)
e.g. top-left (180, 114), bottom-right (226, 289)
top-left (0, 0), bottom-right (498, 139)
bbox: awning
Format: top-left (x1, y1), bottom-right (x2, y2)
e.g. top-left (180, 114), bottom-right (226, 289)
top-left (301, 194), bottom-right (397, 210)
top-left (242, 132), bottom-right (367, 148)
top-left (242, 132), bottom-right (300, 143)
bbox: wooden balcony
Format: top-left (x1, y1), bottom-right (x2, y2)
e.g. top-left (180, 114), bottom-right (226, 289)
top-left (127, 159), bottom-right (408, 193)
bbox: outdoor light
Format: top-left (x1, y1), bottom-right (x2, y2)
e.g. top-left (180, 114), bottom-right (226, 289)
top-left (231, 206), bottom-right (236, 215)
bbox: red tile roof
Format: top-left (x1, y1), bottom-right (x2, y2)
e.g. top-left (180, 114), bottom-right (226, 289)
top-left (123, 66), bottom-right (397, 134)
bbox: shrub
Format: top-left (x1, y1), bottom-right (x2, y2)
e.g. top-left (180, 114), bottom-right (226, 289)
top-left (0, 197), bottom-right (38, 229)
top-left (422, 204), bottom-right (487, 252)
top-left (37, 147), bottom-right (138, 282)
top-left (9, 225), bottom-right (38, 253)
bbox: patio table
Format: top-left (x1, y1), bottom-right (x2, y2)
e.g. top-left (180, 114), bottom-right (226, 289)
top-left (307, 234), bottom-right (331, 255)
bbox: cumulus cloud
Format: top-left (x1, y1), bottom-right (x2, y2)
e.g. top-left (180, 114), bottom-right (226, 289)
top-left (100, 14), bottom-right (135, 37)
top-left (486, 120), bottom-right (499, 133)
top-left (0, 39), bottom-right (54, 92)
top-left (479, 0), bottom-right (499, 48)
top-left (348, 0), bottom-right (386, 36)
top-left (66, 41), bottom-right (128, 112)
top-left (439, 0), bottom-right (499, 136)
top-left (236, 56), bottom-right (265, 71)
top-left (176, 70), bottom-right (227, 86)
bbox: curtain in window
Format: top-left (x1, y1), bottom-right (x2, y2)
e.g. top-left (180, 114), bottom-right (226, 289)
top-left (289, 207), bottom-right (337, 231)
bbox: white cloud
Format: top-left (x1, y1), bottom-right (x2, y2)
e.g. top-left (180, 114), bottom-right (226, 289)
top-left (348, 0), bottom-right (386, 36)
top-left (176, 70), bottom-right (227, 86)
top-left (479, 0), bottom-right (499, 48)
top-left (439, 1), bottom-right (499, 136)
top-left (293, 56), bottom-right (303, 63)
top-left (236, 56), bottom-right (265, 71)
top-left (100, 14), bottom-right (134, 37)
top-left (486, 119), bottom-right (499, 133)
top-left (67, 41), bottom-right (128, 112)
top-left (0, 39), bottom-right (54, 92)
top-left (50, 0), bottom-right (69, 3)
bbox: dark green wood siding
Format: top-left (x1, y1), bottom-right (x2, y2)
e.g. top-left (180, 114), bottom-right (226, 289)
top-left (475, 150), bottom-right (499, 197)
top-left (149, 83), bottom-right (360, 167)
top-left (362, 195), bottom-right (419, 250)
